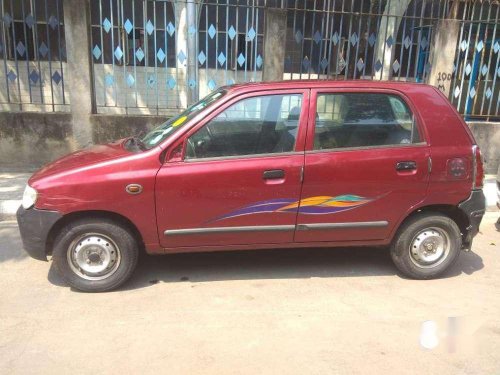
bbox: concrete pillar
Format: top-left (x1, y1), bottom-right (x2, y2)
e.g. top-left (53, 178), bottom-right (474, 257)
top-left (374, 0), bottom-right (411, 80)
top-left (63, 0), bottom-right (94, 148)
top-left (428, 19), bottom-right (461, 97)
top-left (186, 0), bottom-right (198, 103)
top-left (174, 2), bottom-right (189, 108)
top-left (262, 8), bottom-right (287, 81)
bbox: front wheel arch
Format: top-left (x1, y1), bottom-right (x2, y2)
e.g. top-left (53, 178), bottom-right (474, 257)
top-left (46, 210), bottom-right (145, 257)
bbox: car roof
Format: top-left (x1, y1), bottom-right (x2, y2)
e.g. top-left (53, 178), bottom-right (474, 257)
top-left (224, 80), bottom-right (433, 93)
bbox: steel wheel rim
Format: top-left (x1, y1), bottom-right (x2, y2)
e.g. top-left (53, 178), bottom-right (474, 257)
top-left (67, 233), bottom-right (121, 281)
top-left (409, 227), bottom-right (450, 269)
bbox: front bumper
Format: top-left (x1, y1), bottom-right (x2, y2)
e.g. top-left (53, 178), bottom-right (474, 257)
top-left (458, 189), bottom-right (486, 250)
top-left (16, 206), bottom-right (62, 261)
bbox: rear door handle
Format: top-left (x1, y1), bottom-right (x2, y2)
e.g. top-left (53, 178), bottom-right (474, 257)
top-left (263, 169), bottom-right (285, 179)
top-left (396, 161), bottom-right (417, 171)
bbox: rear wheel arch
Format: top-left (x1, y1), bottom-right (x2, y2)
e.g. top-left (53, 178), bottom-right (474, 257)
top-left (46, 210), bottom-right (145, 256)
top-left (393, 204), bottom-right (469, 244)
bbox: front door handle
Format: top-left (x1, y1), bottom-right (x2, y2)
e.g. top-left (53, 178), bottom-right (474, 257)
top-left (263, 169), bottom-right (285, 179)
top-left (396, 161), bottom-right (417, 171)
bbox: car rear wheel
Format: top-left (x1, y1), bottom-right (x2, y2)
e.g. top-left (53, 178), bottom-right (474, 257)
top-left (390, 213), bottom-right (462, 279)
top-left (52, 218), bottom-right (139, 292)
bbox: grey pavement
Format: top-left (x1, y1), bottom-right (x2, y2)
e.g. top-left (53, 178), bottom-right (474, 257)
top-left (0, 213), bottom-right (500, 374)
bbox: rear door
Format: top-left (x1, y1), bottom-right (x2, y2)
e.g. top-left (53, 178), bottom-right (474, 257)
top-left (295, 88), bottom-right (430, 243)
top-left (156, 89), bottom-right (309, 248)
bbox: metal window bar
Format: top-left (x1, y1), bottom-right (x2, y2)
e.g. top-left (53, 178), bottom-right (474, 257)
top-left (0, 0), bottom-right (67, 111)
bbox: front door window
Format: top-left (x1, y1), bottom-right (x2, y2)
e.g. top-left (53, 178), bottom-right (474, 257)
top-left (186, 94), bottom-right (303, 159)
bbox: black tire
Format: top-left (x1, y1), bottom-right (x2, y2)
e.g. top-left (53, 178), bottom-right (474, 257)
top-left (390, 213), bottom-right (462, 279)
top-left (52, 218), bottom-right (139, 292)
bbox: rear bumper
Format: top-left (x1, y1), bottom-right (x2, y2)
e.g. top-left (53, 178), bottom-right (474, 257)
top-left (16, 206), bottom-right (62, 261)
top-left (458, 189), bottom-right (486, 250)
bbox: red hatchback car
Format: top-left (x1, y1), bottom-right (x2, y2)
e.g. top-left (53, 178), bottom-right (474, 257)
top-left (17, 81), bottom-right (485, 292)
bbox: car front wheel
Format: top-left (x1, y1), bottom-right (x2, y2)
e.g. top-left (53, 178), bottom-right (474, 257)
top-left (52, 218), bottom-right (139, 292)
top-left (390, 213), bottom-right (462, 279)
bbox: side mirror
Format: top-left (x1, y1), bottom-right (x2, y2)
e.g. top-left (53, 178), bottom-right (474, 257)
top-left (166, 144), bottom-right (183, 163)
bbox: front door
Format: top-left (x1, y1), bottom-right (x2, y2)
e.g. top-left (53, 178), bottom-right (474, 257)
top-left (156, 90), bottom-right (309, 248)
top-left (295, 89), bottom-right (430, 243)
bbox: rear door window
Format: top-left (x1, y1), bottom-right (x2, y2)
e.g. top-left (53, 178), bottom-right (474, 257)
top-left (314, 93), bottom-right (421, 150)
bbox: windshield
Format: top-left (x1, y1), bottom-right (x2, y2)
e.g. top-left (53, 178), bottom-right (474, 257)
top-left (140, 89), bottom-right (227, 149)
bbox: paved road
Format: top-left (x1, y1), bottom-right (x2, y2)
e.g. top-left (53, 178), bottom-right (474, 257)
top-left (0, 214), bottom-right (499, 374)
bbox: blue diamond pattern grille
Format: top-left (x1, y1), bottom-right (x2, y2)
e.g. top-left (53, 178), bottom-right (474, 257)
top-left (247, 27), bottom-right (256, 41)
top-left (29, 70), bottom-right (40, 84)
top-left (25, 14), bottom-right (35, 28)
top-left (208, 24), bottom-right (216, 39)
top-left (313, 31), bottom-right (322, 44)
top-left (147, 75), bottom-right (156, 88)
top-left (237, 53), bottom-right (245, 67)
top-left (39, 42), bottom-right (49, 58)
top-left (476, 40), bottom-right (484, 52)
top-left (386, 36), bottom-right (394, 48)
top-left (7, 70), bottom-right (17, 82)
top-left (374, 59), bottom-right (382, 72)
top-left (356, 58), bottom-right (364, 71)
top-left (146, 20), bottom-right (154, 35)
top-left (52, 71), bottom-right (62, 85)
top-left (189, 25), bottom-right (196, 35)
top-left (218, 52), bottom-right (226, 66)
top-left (403, 36), bottom-right (411, 49)
top-left (208, 79), bottom-right (216, 91)
top-left (295, 30), bottom-right (303, 44)
top-left (92, 45), bottom-right (101, 60)
top-left (188, 79), bottom-right (196, 89)
top-left (331, 32), bottom-right (340, 45)
top-left (114, 46), bottom-right (123, 61)
top-left (350, 33), bottom-right (358, 46)
top-left (465, 63), bottom-right (472, 76)
top-left (392, 60), bottom-right (400, 73)
top-left (178, 50), bottom-right (186, 64)
top-left (16, 42), bottom-right (26, 56)
top-left (126, 74), bottom-right (135, 87)
top-left (135, 48), bottom-right (144, 62)
top-left (420, 37), bottom-right (428, 49)
top-left (167, 77), bottom-right (176, 89)
top-left (157, 48), bottom-right (166, 63)
top-left (469, 87), bottom-right (476, 98)
top-left (24, 13), bottom-right (35, 29)
top-left (368, 33), bottom-right (376, 47)
top-left (227, 79), bottom-right (235, 85)
top-left (3, 13), bottom-right (12, 26)
top-left (485, 87), bottom-right (492, 99)
top-left (105, 74), bottom-right (114, 87)
top-left (302, 57), bottom-right (310, 71)
top-left (494, 41), bottom-right (500, 54)
top-left (198, 51), bottom-right (206, 65)
top-left (103, 18), bottom-right (112, 33)
top-left (48, 16), bottom-right (58, 29)
top-left (454, 86), bottom-right (461, 98)
top-left (228, 26), bottom-right (236, 40)
top-left (124, 19), bottom-right (133, 34)
top-left (320, 58), bottom-right (329, 70)
top-left (167, 22), bottom-right (175, 36)
top-left (256, 55), bottom-right (263, 68)
top-left (481, 64), bottom-right (488, 76)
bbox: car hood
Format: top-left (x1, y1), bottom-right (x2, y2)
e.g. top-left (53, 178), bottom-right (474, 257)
top-left (30, 139), bottom-right (130, 182)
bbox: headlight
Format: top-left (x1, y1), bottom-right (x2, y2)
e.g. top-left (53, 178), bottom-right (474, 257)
top-left (22, 185), bottom-right (38, 209)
